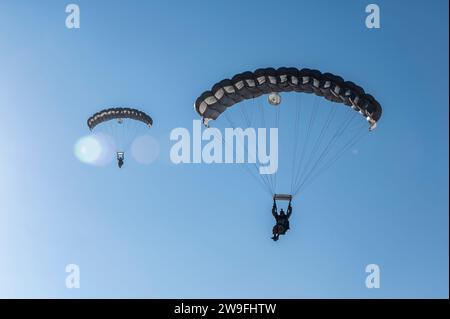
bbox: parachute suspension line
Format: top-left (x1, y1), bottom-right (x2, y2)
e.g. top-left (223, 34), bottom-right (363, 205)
top-left (119, 119), bottom-right (127, 151)
top-left (127, 119), bottom-right (134, 149)
top-left (109, 122), bottom-right (115, 150)
top-left (240, 102), bottom-right (252, 128)
top-left (292, 95), bottom-right (320, 194)
top-left (127, 119), bottom-right (134, 148)
top-left (255, 101), bottom-right (276, 195)
top-left (310, 112), bottom-right (358, 173)
top-left (110, 123), bottom-right (116, 149)
top-left (294, 99), bottom-right (337, 191)
top-left (127, 119), bottom-right (134, 147)
top-left (307, 101), bottom-right (337, 164)
top-left (293, 111), bottom-right (359, 196)
top-left (324, 124), bottom-right (367, 170)
top-left (299, 125), bottom-right (367, 191)
top-left (223, 111), bottom-right (273, 197)
top-left (105, 121), bottom-right (117, 151)
top-left (115, 119), bottom-right (124, 152)
top-left (293, 113), bottom-right (356, 196)
top-left (95, 122), bottom-right (105, 139)
top-left (109, 120), bottom-right (117, 150)
top-left (124, 119), bottom-right (130, 148)
top-left (257, 100), bottom-right (277, 195)
top-left (99, 121), bottom-right (109, 140)
top-left (127, 118), bottom-right (142, 149)
top-left (229, 119), bottom-right (272, 196)
top-left (273, 102), bottom-right (281, 193)
top-left (300, 123), bottom-right (367, 191)
top-left (122, 119), bottom-right (130, 151)
top-left (290, 95), bottom-right (303, 195)
top-left (247, 99), bottom-right (276, 195)
top-left (346, 116), bottom-right (367, 131)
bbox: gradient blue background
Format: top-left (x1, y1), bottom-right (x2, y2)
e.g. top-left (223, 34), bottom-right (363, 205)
top-left (0, 0), bottom-right (448, 298)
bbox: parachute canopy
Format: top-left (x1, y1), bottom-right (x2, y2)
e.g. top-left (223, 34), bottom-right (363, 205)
top-left (193, 67), bottom-right (382, 198)
top-left (195, 67), bottom-right (382, 129)
top-left (87, 107), bottom-right (153, 131)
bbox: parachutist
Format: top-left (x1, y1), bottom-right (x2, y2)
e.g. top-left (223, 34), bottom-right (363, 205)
top-left (117, 152), bottom-right (124, 169)
top-left (271, 198), bottom-right (292, 241)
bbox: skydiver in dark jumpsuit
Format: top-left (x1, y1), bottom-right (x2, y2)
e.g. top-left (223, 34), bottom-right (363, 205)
top-left (117, 152), bottom-right (124, 168)
top-left (271, 199), bottom-right (292, 241)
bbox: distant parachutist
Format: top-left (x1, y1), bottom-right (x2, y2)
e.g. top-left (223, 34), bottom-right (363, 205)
top-left (117, 152), bottom-right (124, 169)
top-left (86, 107), bottom-right (153, 169)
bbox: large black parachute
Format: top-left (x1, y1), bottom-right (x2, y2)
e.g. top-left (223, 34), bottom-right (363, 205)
top-left (195, 67), bottom-right (382, 129)
top-left (193, 67), bottom-right (382, 197)
top-left (87, 107), bottom-right (153, 131)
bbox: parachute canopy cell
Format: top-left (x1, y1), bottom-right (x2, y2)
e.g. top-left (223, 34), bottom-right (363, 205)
top-left (194, 67), bottom-right (382, 127)
top-left (87, 107), bottom-right (153, 130)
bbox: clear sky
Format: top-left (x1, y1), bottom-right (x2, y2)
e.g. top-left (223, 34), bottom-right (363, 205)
top-left (0, 0), bottom-right (448, 298)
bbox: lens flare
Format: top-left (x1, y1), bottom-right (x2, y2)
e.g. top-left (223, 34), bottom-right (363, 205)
top-left (74, 133), bottom-right (115, 166)
top-left (131, 135), bottom-right (160, 165)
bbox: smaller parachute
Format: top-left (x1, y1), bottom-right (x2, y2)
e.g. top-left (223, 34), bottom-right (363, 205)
top-left (87, 107), bottom-right (153, 168)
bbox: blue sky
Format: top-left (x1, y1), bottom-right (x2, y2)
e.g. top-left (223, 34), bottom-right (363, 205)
top-left (0, 0), bottom-right (448, 298)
